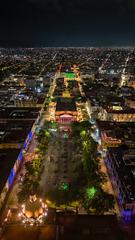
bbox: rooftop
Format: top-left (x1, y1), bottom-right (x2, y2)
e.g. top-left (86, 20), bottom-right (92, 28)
top-left (56, 98), bottom-right (76, 112)
top-left (0, 149), bottom-right (20, 193)
top-left (0, 120), bottom-right (34, 144)
top-left (0, 107), bottom-right (40, 119)
top-left (108, 146), bottom-right (135, 203)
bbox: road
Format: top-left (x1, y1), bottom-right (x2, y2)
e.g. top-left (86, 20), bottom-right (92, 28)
top-left (1, 225), bottom-right (56, 240)
top-left (122, 54), bottom-right (130, 75)
top-left (99, 156), bottom-right (120, 216)
top-left (120, 53), bottom-right (131, 86)
top-left (18, 63), bottom-right (31, 74)
top-left (38, 53), bottom-right (57, 77)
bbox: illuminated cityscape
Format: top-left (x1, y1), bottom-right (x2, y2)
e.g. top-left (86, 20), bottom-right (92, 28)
top-left (0, 48), bottom-right (134, 239)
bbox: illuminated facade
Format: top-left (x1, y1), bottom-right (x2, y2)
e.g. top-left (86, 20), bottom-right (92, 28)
top-left (0, 127), bottom-right (35, 209)
top-left (101, 108), bottom-right (135, 122)
top-left (55, 98), bottom-right (77, 124)
top-left (106, 148), bottom-right (135, 222)
top-left (55, 112), bottom-right (77, 123)
top-left (60, 72), bottom-right (75, 79)
top-left (101, 131), bottom-right (121, 149)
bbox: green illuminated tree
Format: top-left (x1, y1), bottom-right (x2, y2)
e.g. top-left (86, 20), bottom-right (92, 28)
top-left (82, 186), bottom-right (114, 214)
top-left (86, 187), bottom-right (97, 199)
top-left (71, 121), bottom-right (91, 136)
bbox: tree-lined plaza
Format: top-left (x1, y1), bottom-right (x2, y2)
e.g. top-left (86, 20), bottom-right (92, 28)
top-left (18, 119), bottom-right (115, 215)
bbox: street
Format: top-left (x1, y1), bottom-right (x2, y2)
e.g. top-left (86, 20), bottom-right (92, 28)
top-left (1, 224), bottom-right (56, 240)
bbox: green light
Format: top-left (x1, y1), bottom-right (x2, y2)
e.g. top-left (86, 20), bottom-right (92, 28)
top-left (63, 183), bottom-right (69, 190)
top-left (80, 130), bottom-right (86, 137)
top-left (45, 131), bottom-right (50, 138)
top-left (82, 141), bottom-right (87, 148)
top-left (51, 122), bottom-right (57, 128)
top-left (64, 72), bottom-right (75, 79)
top-left (64, 133), bottom-right (68, 139)
top-left (86, 187), bottom-right (97, 199)
top-left (59, 183), bottom-right (69, 191)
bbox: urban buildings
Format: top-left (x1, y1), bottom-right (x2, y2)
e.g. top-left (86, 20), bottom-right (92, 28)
top-left (0, 48), bottom-right (135, 239)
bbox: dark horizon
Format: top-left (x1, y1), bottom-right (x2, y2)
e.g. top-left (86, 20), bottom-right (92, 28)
top-left (1, 45), bottom-right (135, 49)
top-left (1, 0), bottom-right (135, 47)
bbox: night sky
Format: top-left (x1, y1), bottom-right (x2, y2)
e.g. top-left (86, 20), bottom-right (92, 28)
top-left (0, 0), bottom-right (135, 47)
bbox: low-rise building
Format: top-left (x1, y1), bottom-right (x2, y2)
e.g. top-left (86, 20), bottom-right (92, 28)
top-left (0, 107), bottom-right (41, 210)
top-left (101, 108), bottom-right (135, 122)
top-left (55, 98), bottom-right (77, 123)
top-left (0, 149), bottom-right (23, 209)
top-left (106, 147), bottom-right (135, 221)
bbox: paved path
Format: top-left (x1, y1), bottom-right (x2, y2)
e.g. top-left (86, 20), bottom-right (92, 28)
top-left (39, 130), bottom-right (82, 197)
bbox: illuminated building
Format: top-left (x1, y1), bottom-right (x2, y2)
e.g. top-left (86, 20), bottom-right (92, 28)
top-left (55, 98), bottom-right (77, 124)
top-left (60, 72), bottom-right (75, 80)
top-left (0, 108), bottom-right (41, 210)
top-left (106, 147), bottom-right (135, 222)
top-left (101, 131), bottom-right (122, 148)
top-left (128, 76), bottom-right (135, 89)
top-left (0, 149), bottom-right (23, 208)
top-left (101, 108), bottom-right (135, 122)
